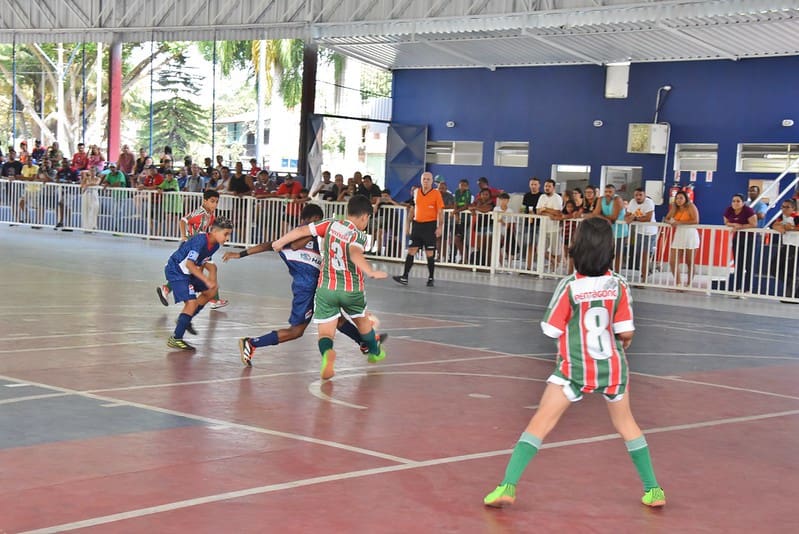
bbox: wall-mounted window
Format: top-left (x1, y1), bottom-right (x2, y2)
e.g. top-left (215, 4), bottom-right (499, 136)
top-left (426, 141), bottom-right (483, 166)
top-left (494, 141), bottom-right (529, 167)
top-left (674, 143), bottom-right (718, 172)
top-left (737, 143), bottom-right (799, 173)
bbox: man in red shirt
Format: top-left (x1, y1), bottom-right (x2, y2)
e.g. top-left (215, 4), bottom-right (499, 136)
top-left (276, 174), bottom-right (302, 198)
top-left (72, 143), bottom-right (89, 171)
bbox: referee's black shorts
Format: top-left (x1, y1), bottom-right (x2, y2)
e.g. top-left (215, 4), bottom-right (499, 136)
top-left (409, 220), bottom-right (437, 250)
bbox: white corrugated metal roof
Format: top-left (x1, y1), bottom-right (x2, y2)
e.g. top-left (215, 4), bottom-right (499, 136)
top-left (0, 1), bottom-right (796, 68)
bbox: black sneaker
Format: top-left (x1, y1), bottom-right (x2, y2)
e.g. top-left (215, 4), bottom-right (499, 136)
top-left (360, 333), bottom-right (389, 354)
top-left (167, 336), bottom-right (196, 351)
top-left (392, 275), bottom-right (408, 286)
top-left (156, 285), bottom-right (170, 306)
top-left (427, 278), bottom-right (435, 287)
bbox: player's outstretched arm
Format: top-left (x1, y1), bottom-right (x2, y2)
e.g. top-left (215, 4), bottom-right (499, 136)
top-left (349, 246), bottom-right (387, 279)
top-left (273, 225), bottom-right (312, 251)
top-left (222, 242), bottom-right (274, 262)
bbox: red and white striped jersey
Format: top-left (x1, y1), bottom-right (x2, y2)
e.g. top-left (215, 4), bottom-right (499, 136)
top-left (309, 217), bottom-right (368, 292)
top-left (541, 271), bottom-right (634, 393)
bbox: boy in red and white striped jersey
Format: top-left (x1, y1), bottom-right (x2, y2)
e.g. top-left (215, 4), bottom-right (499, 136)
top-left (484, 217), bottom-right (665, 509)
top-left (272, 195), bottom-right (388, 380)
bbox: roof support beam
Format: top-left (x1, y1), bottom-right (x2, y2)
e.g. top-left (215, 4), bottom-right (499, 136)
top-left (658, 24), bottom-right (740, 60)
top-left (522, 30), bottom-right (604, 64)
top-left (420, 39), bottom-right (495, 70)
top-left (389, 0), bottom-right (416, 19)
top-left (117, 0), bottom-right (146, 28)
top-left (3, 0), bottom-right (32, 29)
top-left (182, 0), bottom-right (210, 27)
top-left (249, 0), bottom-right (277, 24)
top-left (213, 0), bottom-right (242, 26)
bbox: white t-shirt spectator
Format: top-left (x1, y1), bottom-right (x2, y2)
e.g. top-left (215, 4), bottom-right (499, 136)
top-left (536, 193), bottom-right (563, 233)
top-left (627, 196), bottom-right (657, 235)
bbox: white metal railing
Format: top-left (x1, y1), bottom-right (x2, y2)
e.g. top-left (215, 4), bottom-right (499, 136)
top-left (1, 179), bottom-right (796, 302)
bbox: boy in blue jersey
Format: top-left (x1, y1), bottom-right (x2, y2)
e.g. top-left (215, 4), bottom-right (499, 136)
top-left (222, 204), bottom-right (386, 366)
top-left (165, 217), bottom-right (234, 350)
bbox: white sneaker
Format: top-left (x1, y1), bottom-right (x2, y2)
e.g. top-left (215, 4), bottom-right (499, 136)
top-left (210, 299), bottom-right (229, 309)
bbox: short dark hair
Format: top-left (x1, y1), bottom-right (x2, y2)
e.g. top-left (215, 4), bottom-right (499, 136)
top-left (347, 194), bottom-right (373, 217)
top-left (634, 187), bottom-right (645, 193)
top-left (498, 192), bottom-right (510, 200)
top-left (782, 199), bottom-right (797, 209)
top-left (570, 218), bottom-right (615, 276)
top-left (301, 203), bottom-right (324, 221)
top-left (211, 216), bottom-right (233, 230)
top-left (203, 190), bottom-right (220, 200)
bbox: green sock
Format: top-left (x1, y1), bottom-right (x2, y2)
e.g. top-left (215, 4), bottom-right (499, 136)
top-left (501, 432), bottom-right (541, 485)
top-left (318, 337), bottom-right (334, 357)
top-left (626, 436), bottom-right (659, 490)
top-left (361, 329), bottom-right (379, 355)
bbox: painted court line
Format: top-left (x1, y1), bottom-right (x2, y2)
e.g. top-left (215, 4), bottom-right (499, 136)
top-left (88, 353), bottom-right (516, 394)
top-left (308, 370), bottom-right (546, 410)
top-left (0, 373), bottom-right (413, 466)
top-left (19, 408), bottom-right (799, 534)
top-left (0, 392), bottom-right (71, 405)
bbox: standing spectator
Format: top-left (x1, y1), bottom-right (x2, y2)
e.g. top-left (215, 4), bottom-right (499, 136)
top-left (583, 185), bottom-right (599, 214)
top-left (72, 143), bottom-right (89, 171)
top-left (276, 173), bottom-right (302, 198)
top-left (205, 168), bottom-right (222, 192)
top-left (537, 179), bottom-right (564, 271)
top-left (2, 150), bottom-right (23, 177)
top-left (117, 145), bottom-right (136, 178)
top-left (184, 164), bottom-right (205, 193)
top-left (452, 179), bottom-right (473, 263)
top-left (31, 140), bottom-right (46, 163)
top-left (158, 170), bottom-right (183, 237)
top-left (21, 158), bottom-right (39, 180)
top-left (494, 192), bottom-right (517, 267)
top-left (770, 199), bottom-right (799, 300)
top-left (47, 142), bottom-right (63, 168)
top-left (625, 187), bottom-right (658, 284)
top-left (18, 140), bottom-right (30, 164)
top-left (393, 172), bottom-right (444, 287)
top-left (323, 174), bottom-right (344, 201)
top-left (437, 179), bottom-right (455, 208)
top-left (746, 185), bottom-right (768, 228)
top-left (55, 158), bottom-right (78, 183)
top-left (203, 157), bottom-right (214, 176)
top-left (80, 169), bottom-right (101, 231)
top-left (357, 174), bottom-right (382, 199)
top-left (477, 176), bottom-right (503, 205)
top-left (248, 158), bottom-right (261, 177)
top-left (664, 190), bottom-right (700, 289)
top-left (522, 177), bottom-right (543, 270)
top-left (312, 170), bottom-right (334, 198)
top-left (593, 184), bottom-right (629, 273)
top-left (135, 148), bottom-right (149, 175)
top-left (723, 193), bottom-right (758, 293)
top-left (88, 145), bottom-right (105, 173)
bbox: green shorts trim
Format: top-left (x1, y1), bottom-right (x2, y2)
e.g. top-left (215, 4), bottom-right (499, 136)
top-left (313, 287), bottom-right (367, 323)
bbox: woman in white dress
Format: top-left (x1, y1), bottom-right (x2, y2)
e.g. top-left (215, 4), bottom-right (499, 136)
top-left (80, 169), bottom-right (101, 231)
top-left (664, 190), bottom-right (700, 288)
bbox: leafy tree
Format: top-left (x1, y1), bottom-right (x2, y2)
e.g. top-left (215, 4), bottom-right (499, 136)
top-left (135, 57), bottom-right (209, 156)
top-left (0, 42), bottom-right (188, 154)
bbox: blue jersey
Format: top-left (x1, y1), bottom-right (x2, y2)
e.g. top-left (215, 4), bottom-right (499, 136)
top-left (165, 233), bottom-right (219, 281)
top-left (279, 235), bottom-right (322, 289)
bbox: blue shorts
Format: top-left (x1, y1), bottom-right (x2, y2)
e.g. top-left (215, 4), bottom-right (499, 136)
top-left (288, 285), bottom-right (315, 326)
top-left (169, 275), bottom-right (209, 303)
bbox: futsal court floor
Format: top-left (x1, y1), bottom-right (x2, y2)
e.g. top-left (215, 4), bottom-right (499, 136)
top-left (1, 228), bottom-right (797, 533)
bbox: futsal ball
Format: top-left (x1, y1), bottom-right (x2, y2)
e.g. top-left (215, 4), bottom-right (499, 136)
top-left (366, 312), bottom-right (381, 331)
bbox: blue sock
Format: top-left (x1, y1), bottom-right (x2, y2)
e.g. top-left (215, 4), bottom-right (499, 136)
top-left (191, 304), bottom-right (205, 317)
top-left (251, 331), bottom-right (279, 348)
top-left (337, 321), bottom-right (362, 345)
top-left (174, 313), bottom-right (192, 338)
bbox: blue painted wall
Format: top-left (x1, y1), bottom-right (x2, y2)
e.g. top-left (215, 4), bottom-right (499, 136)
top-left (391, 56), bottom-right (799, 223)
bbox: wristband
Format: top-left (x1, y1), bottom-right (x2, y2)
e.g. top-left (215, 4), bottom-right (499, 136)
top-left (239, 250), bottom-right (249, 258)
